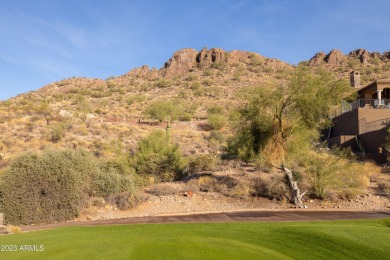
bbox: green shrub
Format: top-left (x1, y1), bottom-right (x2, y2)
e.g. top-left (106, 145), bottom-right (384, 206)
top-left (144, 100), bottom-right (180, 122)
top-left (92, 170), bottom-right (135, 197)
top-left (49, 123), bottom-right (66, 143)
top-left (208, 130), bottom-right (225, 144)
top-left (302, 152), bottom-right (369, 200)
top-left (144, 100), bottom-right (195, 122)
top-left (0, 149), bottom-right (97, 224)
top-left (202, 79), bottom-right (214, 86)
top-left (206, 105), bottom-right (227, 130)
top-left (0, 149), bottom-right (137, 225)
top-left (133, 130), bottom-right (185, 182)
top-left (126, 94), bottom-right (146, 105)
top-left (188, 154), bottom-right (218, 174)
top-left (185, 75), bottom-right (198, 81)
top-left (207, 114), bottom-right (227, 130)
top-left (154, 79), bottom-right (171, 88)
top-left (94, 157), bottom-right (137, 197)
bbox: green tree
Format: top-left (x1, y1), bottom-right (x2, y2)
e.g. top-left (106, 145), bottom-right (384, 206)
top-left (230, 69), bottom-right (351, 165)
top-left (229, 69), bottom-right (355, 204)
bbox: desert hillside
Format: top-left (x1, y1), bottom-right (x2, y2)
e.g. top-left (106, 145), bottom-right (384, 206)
top-left (0, 47), bottom-right (389, 225)
top-left (2, 47), bottom-right (390, 160)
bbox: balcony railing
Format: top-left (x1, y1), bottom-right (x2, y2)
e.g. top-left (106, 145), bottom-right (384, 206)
top-left (341, 99), bottom-right (390, 114)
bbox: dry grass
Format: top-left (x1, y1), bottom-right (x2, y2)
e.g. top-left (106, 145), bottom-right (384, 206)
top-left (186, 173), bottom-right (251, 197)
top-left (145, 183), bottom-right (188, 196)
top-left (251, 172), bottom-right (290, 200)
top-left (6, 225), bottom-right (22, 234)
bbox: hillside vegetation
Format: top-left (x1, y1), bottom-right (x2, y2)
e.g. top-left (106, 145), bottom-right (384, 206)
top-left (0, 47), bottom-right (389, 224)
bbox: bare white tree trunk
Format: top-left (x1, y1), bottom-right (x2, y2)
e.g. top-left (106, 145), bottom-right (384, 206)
top-left (283, 166), bottom-right (305, 208)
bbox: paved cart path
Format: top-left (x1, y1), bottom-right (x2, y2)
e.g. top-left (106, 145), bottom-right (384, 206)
top-left (3, 210), bottom-right (389, 233)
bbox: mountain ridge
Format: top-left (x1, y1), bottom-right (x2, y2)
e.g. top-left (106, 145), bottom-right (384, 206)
top-left (1, 46), bottom-right (390, 162)
top-left (33, 47), bottom-right (390, 98)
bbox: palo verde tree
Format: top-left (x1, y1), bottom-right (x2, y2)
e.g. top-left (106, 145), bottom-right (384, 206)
top-left (230, 68), bottom-right (351, 165)
top-left (229, 68), bottom-right (353, 203)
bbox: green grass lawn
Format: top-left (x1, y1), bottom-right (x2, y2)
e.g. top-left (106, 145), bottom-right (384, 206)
top-left (0, 219), bottom-right (389, 259)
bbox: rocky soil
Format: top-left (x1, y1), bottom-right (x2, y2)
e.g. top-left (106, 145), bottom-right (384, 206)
top-left (78, 181), bottom-right (390, 222)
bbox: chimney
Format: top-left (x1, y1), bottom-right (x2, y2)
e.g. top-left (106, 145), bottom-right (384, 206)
top-left (350, 71), bottom-right (361, 88)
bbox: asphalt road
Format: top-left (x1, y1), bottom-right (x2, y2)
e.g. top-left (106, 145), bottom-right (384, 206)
top-left (4, 210), bottom-right (389, 233)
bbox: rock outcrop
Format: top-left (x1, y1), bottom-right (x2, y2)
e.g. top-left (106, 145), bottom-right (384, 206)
top-left (308, 52), bottom-right (326, 66)
top-left (159, 47), bottom-right (290, 78)
top-left (309, 48), bottom-right (390, 68)
top-left (349, 49), bottom-right (369, 65)
top-left (324, 49), bottom-right (346, 66)
top-left (196, 47), bottom-right (226, 68)
top-left (127, 65), bottom-right (159, 79)
top-left (160, 48), bottom-right (199, 78)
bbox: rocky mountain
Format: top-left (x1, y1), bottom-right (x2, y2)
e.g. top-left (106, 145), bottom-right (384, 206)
top-left (1, 47), bottom-right (390, 164)
top-left (306, 48), bottom-right (390, 85)
top-left (0, 48), bottom-right (294, 163)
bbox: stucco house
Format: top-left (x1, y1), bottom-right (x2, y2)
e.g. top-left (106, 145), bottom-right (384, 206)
top-left (328, 71), bottom-right (390, 162)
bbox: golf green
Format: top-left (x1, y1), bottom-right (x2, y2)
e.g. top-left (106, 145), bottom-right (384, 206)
top-left (0, 218), bottom-right (389, 259)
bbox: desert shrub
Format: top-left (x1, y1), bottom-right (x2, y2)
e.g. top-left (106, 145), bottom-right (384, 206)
top-left (210, 62), bottom-right (227, 71)
top-left (230, 182), bottom-right (251, 197)
top-left (203, 70), bottom-right (213, 76)
top-left (329, 146), bottom-right (356, 160)
top-left (191, 174), bottom-right (238, 196)
top-left (92, 170), bottom-right (135, 197)
top-left (251, 174), bottom-right (290, 200)
top-left (187, 154), bottom-right (218, 174)
top-left (126, 94), bottom-right (146, 105)
top-left (91, 91), bottom-right (110, 98)
top-left (302, 152), bottom-right (369, 200)
top-left (206, 106), bottom-right (227, 131)
top-left (154, 79), bottom-right (171, 88)
top-left (94, 157), bottom-right (137, 197)
top-left (207, 114), bottom-right (227, 130)
top-left (144, 100), bottom-right (197, 122)
top-left (133, 130), bottom-right (185, 182)
top-left (202, 79), bottom-right (214, 86)
top-left (0, 149), bottom-right (137, 225)
top-left (208, 130), bottom-right (225, 144)
top-left (145, 183), bottom-right (185, 196)
top-left (106, 192), bottom-right (145, 210)
top-left (0, 149), bottom-right (99, 224)
top-left (185, 75), bottom-right (198, 81)
top-left (378, 180), bottom-right (390, 194)
top-left (179, 112), bottom-right (192, 121)
top-left (144, 100), bottom-right (181, 122)
top-left (49, 123), bottom-right (65, 143)
top-left (5, 225), bottom-right (22, 234)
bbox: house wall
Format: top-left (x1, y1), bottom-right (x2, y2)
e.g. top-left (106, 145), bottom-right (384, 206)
top-left (331, 108), bottom-right (390, 154)
top-left (332, 109), bottom-right (359, 136)
top-left (328, 135), bottom-right (358, 150)
top-left (333, 108), bottom-right (390, 136)
top-left (377, 82), bottom-right (390, 91)
top-left (359, 128), bottom-right (388, 154)
top-left (358, 107), bottom-right (390, 125)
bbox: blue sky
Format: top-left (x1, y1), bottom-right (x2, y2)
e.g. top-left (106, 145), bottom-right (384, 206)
top-left (1, 0), bottom-right (390, 100)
